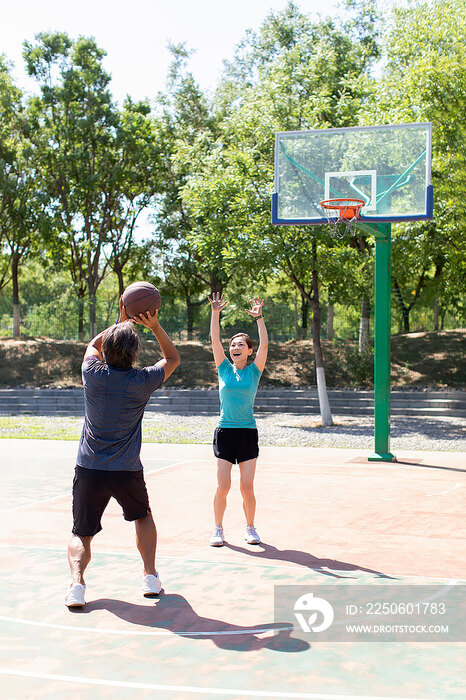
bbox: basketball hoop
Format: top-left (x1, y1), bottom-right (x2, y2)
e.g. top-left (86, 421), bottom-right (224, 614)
top-left (319, 198), bottom-right (365, 238)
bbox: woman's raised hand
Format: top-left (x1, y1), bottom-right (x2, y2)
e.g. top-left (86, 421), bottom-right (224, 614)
top-left (208, 292), bottom-right (228, 312)
top-left (245, 297), bottom-right (264, 318)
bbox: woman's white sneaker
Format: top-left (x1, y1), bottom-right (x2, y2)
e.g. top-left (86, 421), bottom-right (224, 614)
top-left (65, 583), bottom-right (86, 607)
top-left (210, 525), bottom-right (224, 546)
top-left (142, 572), bottom-right (162, 596)
top-left (245, 525), bottom-right (261, 544)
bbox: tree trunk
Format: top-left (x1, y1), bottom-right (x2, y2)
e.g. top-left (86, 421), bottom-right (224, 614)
top-left (78, 294), bottom-right (85, 341)
top-left (89, 294), bottom-right (97, 339)
top-left (209, 274), bottom-right (223, 296)
top-left (359, 296), bottom-right (371, 353)
top-left (433, 298), bottom-right (439, 331)
top-left (114, 261), bottom-right (125, 297)
top-left (187, 297), bottom-right (194, 341)
top-left (326, 303), bottom-right (334, 340)
top-left (285, 241), bottom-right (332, 426)
top-left (402, 307), bottom-right (410, 333)
top-left (300, 297), bottom-right (309, 340)
top-left (293, 293), bottom-right (299, 339)
top-left (12, 252), bottom-right (20, 339)
top-left (310, 240), bottom-right (333, 427)
top-left (440, 308), bottom-right (447, 331)
top-left (393, 280), bottom-right (410, 333)
top-left (311, 308), bottom-right (333, 426)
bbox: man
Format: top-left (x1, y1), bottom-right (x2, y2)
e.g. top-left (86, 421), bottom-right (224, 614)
top-left (65, 298), bottom-right (180, 608)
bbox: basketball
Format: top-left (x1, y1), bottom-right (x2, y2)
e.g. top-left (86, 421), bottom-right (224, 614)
top-left (122, 281), bottom-right (162, 319)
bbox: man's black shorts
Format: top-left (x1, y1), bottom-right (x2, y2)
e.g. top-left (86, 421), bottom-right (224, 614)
top-left (213, 427), bottom-right (259, 464)
top-left (72, 466), bottom-right (151, 537)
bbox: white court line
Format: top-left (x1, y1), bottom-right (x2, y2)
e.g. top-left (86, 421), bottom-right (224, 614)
top-left (2, 545), bottom-right (465, 582)
top-left (0, 615), bottom-right (291, 637)
top-left (425, 483), bottom-right (461, 497)
top-left (0, 451), bottom-right (446, 470)
top-left (144, 459), bottom-right (189, 474)
top-left (0, 491), bottom-right (71, 515)
top-left (0, 669), bottom-right (434, 699)
top-left (0, 460), bottom-right (187, 515)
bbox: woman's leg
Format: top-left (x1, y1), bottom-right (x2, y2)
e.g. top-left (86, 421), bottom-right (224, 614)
top-left (238, 458), bottom-right (257, 526)
top-left (214, 459), bottom-right (232, 525)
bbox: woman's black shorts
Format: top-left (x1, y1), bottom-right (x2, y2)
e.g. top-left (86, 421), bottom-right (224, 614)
top-left (72, 466), bottom-right (151, 537)
top-left (213, 427), bottom-right (259, 464)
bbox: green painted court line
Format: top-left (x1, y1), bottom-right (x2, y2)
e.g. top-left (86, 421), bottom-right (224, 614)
top-left (0, 669), bottom-right (434, 699)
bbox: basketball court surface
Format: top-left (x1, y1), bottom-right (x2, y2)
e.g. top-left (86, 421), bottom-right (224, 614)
top-left (0, 439), bottom-right (464, 699)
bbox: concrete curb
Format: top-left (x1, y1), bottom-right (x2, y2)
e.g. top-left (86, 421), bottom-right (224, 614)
top-left (0, 388), bottom-right (465, 417)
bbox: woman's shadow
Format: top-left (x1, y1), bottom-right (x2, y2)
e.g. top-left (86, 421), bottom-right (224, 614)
top-left (224, 541), bottom-right (396, 580)
top-left (72, 592), bottom-right (310, 653)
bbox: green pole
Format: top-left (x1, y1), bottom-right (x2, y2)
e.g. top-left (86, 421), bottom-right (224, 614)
top-left (369, 222), bottom-right (396, 461)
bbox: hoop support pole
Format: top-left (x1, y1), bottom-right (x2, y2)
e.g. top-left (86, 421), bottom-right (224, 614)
top-left (368, 222), bottom-right (396, 462)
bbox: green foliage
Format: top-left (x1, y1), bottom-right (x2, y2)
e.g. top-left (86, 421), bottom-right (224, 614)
top-left (0, 1), bottom-right (464, 349)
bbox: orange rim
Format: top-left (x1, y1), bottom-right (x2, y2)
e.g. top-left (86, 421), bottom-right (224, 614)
top-left (320, 198), bottom-right (365, 220)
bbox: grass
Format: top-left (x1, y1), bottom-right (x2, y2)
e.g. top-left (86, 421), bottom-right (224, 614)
top-left (0, 415), bottom-right (216, 443)
top-left (0, 416), bottom-right (84, 440)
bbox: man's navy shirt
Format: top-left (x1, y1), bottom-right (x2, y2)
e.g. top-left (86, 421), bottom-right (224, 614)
top-left (77, 356), bottom-right (165, 471)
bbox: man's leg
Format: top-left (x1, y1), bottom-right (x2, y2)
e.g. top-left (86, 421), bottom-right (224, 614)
top-left (68, 534), bottom-right (93, 585)
top-left (135, 512), bottom-right (157, 576)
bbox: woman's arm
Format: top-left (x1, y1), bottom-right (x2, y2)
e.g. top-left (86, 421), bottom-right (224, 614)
top-left (208, 292), bottom-right (227, 367)
top-left (246, 298), bottom-right (268, 372)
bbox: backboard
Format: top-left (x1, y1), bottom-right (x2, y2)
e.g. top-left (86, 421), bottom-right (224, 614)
top-left (272, 123), bottom-right (433, 225)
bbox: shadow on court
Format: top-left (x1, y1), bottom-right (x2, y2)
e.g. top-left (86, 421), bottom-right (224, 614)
top-left (224, 542), bottom-right (397, 580)
top-left (69, 593), bottom-right (310, 653)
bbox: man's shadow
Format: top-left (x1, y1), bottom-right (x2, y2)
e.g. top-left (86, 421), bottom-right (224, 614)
top-left (224, 541), bottom-right (396, 580)
top-left (72, 593), bottom-right (309, 653)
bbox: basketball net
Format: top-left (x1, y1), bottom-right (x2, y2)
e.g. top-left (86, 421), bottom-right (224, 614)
top-left (319, 198), bottom-right (365, 239)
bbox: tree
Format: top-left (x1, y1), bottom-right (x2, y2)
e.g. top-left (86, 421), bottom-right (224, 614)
top-left (152, 43), bottom-right (230, 331)
top-left (0, 56), bottom-right (49, 338)
top-left (369, 0), bottom-right (466, 329)
top-left (105, 98), bottom-right (163, 296)
top-left (24, 33), bottom-right (161, 338)
top-left (182, 2), bottom-right (379, 424)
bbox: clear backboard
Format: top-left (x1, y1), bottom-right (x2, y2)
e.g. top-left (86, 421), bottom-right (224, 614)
top-left (272, 123), bottom-right (433, 225)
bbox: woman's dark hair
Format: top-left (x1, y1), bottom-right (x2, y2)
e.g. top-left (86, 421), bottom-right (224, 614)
top-left (229, 332), bottom-right (253, 349)
top-left (102, 321), bottom-right (141, 369)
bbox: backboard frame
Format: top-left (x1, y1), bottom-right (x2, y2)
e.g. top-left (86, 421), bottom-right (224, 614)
top-left (272, 122), bottom-right (433, 226)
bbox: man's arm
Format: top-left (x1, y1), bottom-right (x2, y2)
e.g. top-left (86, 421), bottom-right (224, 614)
top-left (83, 330), bottom-right (106, 361)
top-left (83, 296), bottom-right (130, 361)
top-left (134, 310), bottom-right (180, 381)
top-left (208, 292), bottom-right (228, 367)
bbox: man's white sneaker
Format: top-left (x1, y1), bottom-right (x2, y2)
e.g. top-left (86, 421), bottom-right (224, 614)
top-left (245, 525), bottom-right (261, 544)
top-left (65, 583), bottom-right (86, 607)
top-left (142, 573), bottom-right (162, 596)
top-left (210, 525), bottom-right (224, 546)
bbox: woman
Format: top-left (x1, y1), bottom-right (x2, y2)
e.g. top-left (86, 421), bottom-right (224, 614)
top-left (208, 292), bottom-right (268, 546)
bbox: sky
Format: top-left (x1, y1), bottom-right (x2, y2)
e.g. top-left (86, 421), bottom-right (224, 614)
top-left (1, 0), bottom-right (343, 104)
